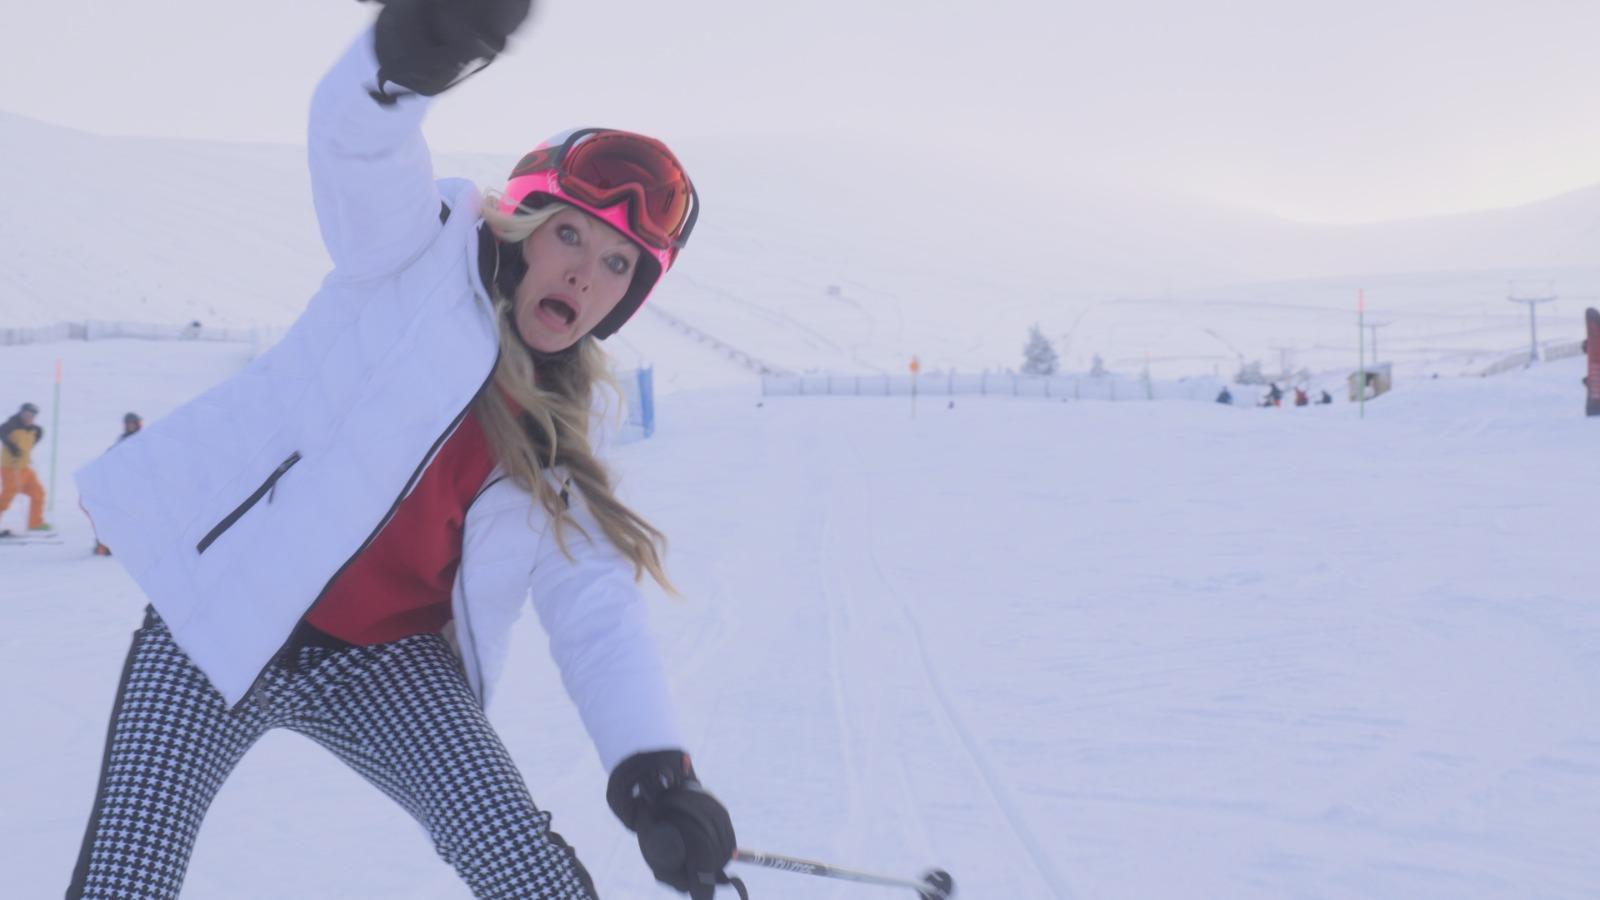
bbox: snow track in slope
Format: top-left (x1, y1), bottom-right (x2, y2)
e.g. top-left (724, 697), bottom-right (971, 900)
top-left (816, 436), bottom-right (1074, 898)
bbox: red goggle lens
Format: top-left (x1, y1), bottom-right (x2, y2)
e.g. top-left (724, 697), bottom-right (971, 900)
top-left (510, 130), bottom-right (695, 251)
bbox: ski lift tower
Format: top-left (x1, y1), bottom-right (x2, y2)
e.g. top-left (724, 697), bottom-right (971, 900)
top-left (1508, 284), bottom-right (1557, 365)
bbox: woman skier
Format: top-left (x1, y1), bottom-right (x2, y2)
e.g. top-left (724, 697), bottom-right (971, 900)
top-left (67, 1), bottom-right (738, 897)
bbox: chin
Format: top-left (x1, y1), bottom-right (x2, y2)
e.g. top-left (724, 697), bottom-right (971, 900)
top-left (517, 325), bottom-right (576, 355)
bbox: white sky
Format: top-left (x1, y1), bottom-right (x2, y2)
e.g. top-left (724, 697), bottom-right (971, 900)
top-left (3, 0), bottom-right (1598, 224)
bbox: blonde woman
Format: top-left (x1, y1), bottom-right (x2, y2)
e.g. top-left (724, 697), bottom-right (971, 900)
top-left (67, 1), bottom-right (739, 897)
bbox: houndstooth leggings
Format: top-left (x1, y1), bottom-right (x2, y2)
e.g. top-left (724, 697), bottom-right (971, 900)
top-left (67, 609), bottom-right (598, 899)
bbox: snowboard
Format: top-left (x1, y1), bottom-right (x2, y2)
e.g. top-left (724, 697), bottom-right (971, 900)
top-left (0, 528), bottom-right (63, 545)
top-left (1587, 307), bottom-right (1600, 417)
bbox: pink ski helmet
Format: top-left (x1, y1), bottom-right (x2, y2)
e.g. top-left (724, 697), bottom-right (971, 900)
top-left (497, 127), bottom-right (699, 340)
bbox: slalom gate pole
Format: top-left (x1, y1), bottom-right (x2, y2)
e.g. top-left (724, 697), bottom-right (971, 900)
top-left (732, 848), bottom-right (954, 898)
top-left (48, 359), bottom-right (61, 513)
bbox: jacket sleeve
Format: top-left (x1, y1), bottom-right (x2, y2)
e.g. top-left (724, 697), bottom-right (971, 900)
top-left (0, 419), bottom-right (18, 457)
top-left (528, 482), bottom-right (685, 774)
top-left (308, 26), bottom-right (443, 281)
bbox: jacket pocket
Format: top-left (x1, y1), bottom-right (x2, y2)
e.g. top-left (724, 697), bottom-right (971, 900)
top-left (197, 452), bottom-right (301, 554)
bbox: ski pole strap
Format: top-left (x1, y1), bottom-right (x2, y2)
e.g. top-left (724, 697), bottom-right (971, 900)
top-left (687, 871), bottom-right (746, 900)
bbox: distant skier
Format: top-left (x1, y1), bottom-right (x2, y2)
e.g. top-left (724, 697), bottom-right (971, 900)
top-left (1215, 386), bottom-right (1233, 405)
top-left (1318, 390), bottom-right (1333, 405)
top-left (1264, 383), bottom-right (1284, 407)
top-left (1294, 387), bottom-right (1309, 407)
top-left (0, 402), bottom-right (50, 533)
top-left (91, 414), bottom-right (144, 555)
top-left (68, 4), bottom-right (737, 899)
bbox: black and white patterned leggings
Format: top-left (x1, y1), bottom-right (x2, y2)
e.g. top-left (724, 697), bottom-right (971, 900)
top-left (67, 609), bottom-right (598, 899)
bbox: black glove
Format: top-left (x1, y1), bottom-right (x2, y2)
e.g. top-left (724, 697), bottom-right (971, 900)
top-left (367, 0), bottom-right (533, 100)
top-left (608, 750), bottom-right (742, 899)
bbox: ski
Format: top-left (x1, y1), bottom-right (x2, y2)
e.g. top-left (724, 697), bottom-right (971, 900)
top-left (0, 529), bottom-right (64, 545)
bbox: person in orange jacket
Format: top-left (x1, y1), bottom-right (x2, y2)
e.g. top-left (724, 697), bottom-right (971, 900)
top-left (0, 402), bottom-right (50, 532)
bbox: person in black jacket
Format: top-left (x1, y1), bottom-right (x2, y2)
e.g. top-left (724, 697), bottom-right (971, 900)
top-left (92, 414), bottom-right (145, 555)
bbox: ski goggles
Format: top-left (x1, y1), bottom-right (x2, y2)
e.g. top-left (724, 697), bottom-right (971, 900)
top-left (500, 128), bottom-right (699, 258)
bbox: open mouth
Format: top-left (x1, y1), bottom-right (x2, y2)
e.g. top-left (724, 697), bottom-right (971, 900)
top-left (538, 297), bottom-right (578, 328)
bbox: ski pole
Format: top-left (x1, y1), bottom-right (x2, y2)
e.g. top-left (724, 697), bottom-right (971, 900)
top-left (732, 848), bottom-right (955, 899)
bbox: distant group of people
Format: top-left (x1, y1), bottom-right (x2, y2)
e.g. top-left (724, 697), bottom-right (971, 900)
top-left (1214, 384), bottom-right (1333, 407)
top-left (0, 401), bottom-right (142, 545)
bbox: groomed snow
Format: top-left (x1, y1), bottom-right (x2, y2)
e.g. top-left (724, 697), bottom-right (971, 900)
top-left (3, 337), bottom-right (1594, 898)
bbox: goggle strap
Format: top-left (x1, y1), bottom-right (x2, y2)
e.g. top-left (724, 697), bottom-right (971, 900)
top-left (674, 183), bottom-right (700, 251)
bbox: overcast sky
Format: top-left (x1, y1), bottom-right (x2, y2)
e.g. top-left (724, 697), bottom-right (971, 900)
top-left (4, 0), bottom-right (1598, 224)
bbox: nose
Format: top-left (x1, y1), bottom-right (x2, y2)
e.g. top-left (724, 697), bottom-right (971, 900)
top-left (566, 257), bottom-right (596, 293)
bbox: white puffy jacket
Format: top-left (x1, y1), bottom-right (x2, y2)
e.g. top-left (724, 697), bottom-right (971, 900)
top-left (75, 28), bottom-right (682, 773)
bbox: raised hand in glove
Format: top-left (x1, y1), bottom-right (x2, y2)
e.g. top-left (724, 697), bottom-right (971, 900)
top-left (367, 0), bottom-right (533, 100)
top-left (608, 750), bottom-right (744, 899)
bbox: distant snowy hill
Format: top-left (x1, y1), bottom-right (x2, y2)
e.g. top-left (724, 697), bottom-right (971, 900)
top-left (3, 110), bottom-right (1596, 377)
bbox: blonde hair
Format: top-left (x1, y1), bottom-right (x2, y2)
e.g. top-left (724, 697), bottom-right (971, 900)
top-left (475, 193), bottom-right (675, 593)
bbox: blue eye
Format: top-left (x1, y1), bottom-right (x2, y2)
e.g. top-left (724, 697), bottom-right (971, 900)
top-left (606, 255), bottom-right (632, 276)
top-left (557, 225), bottom-right (579, 244)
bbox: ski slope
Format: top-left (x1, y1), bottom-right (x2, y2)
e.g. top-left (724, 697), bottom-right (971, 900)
top-left (3, 337), bottom-right (1595, 898)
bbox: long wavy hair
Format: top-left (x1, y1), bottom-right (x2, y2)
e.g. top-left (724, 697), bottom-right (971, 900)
top-left (474, 193), bottom-right (675, 593)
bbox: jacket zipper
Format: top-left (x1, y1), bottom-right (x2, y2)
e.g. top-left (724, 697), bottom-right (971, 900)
top-left (454, 474), bottom-right (507, 702)
top-left (197, 452), bottom-right (302, 554)
top-left (232, 358), bottom-right (499, 711)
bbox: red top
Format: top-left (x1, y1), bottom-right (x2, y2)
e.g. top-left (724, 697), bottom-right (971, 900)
top-left (307, 410), bottom-right (498, 645)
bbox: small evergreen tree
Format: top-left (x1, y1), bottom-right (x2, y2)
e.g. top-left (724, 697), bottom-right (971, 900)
top-left (1021, 324), bottom-right (1059, 376)
top-left (1089, 353), bottom-right (1107, 378)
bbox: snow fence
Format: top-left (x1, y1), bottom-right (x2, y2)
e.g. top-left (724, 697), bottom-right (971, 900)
top-left (0, 320), bottom-right (271, 346)
top-left (1476, 338), bottom-right (1585, 377)
top-left (0, 320), bottom-right (657, 443)
top-left (761, 371), bottom-right (1288, 406)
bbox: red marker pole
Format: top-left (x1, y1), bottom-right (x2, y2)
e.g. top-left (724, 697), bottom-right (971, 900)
top-left (909, 355), bottom-right (921, 418)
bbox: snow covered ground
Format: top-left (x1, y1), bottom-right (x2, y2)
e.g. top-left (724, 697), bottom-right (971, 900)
top-left (3, 335), bottom-right (1595, 898)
